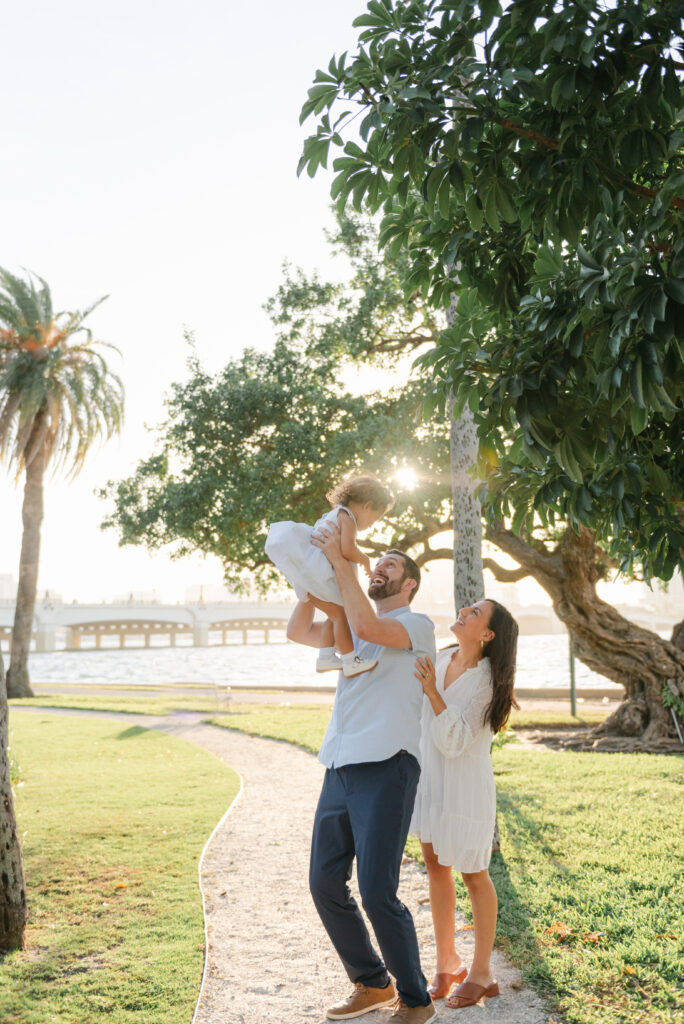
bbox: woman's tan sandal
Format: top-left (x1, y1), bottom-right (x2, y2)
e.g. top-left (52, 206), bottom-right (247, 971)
top-left (445, 981), bottom-right (500, 1009)
top-left (427, 967), bottom-right (467, 1000)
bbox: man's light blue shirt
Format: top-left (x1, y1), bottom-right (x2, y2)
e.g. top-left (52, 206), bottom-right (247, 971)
top-left (318, 605), bottom-right (437, 769)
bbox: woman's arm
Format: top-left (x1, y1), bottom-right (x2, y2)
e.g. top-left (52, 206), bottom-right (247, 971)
top-left (414, 656), bottom-right (446, 716)
top-left (429, 671), bottom-right (493, 760)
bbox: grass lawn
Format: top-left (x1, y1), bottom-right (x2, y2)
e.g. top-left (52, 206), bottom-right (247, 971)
top-left (11, 693), bottom-right (609, 731)
top-left (204, 701), bottom-right (610, 752)
top-left (208, 702), bottom-right (683, 1024)
top-left (9, 693), bottom-right (233, 716)
top-left (2, 713), bottom-right (240, 1024)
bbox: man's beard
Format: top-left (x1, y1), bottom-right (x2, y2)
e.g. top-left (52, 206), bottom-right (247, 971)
top-left (367, 576), bottom-right (404, 600)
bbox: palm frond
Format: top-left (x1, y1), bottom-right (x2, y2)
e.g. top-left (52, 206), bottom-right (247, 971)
top-left (0, 270), bottom-right (123, 475)
top-left (0, 268), bottom-right (46, 329)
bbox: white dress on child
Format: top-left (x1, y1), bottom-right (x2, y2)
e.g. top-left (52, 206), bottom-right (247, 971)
top-left (410, 649), bottom-right (496, 873)
top-left (265, 506), bottom-right (355, 605)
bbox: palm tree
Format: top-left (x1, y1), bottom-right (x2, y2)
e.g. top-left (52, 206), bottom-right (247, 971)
top-left (0, 644), bottom-right (26, 949)
top-left (0, 268), bottom-right (124, 697)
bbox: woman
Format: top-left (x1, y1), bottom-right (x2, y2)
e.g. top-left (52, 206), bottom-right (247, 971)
top-left (411, 599), bottom-right (518, 1010)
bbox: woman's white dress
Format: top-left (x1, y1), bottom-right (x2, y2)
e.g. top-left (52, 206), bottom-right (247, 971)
top-left (410, 649), bottom-right (496, 873)
top-left (265, 505), bottom-right (355, 605)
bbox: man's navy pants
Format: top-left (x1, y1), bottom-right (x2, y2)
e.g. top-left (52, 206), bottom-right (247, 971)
top-left (309, 751), bottom-right (430, 1008)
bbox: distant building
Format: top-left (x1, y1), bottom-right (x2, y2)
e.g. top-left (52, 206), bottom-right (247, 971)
top-left (0, 575), bottom-right (15, 600)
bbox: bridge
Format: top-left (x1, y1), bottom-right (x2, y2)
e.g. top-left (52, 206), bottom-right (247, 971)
top-left (0, 597), bottom-right (677, 654)
top-left (0, 599), bottom-right (296, 652)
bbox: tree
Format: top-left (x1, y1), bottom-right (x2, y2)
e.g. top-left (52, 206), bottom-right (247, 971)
top-left (105, 210), bottom-right (682, 742)
top-left (101, 336), bottom-right (452, 594)
top-left (264, 213), bottom-right (483, 611)
top-left (0, 270), bottom-right (124, 697)
top-left (0, 646), bottom-right (26, 950)
top-left (298, 1), bottom-right (684, 739)
top-left (299, 0), bottom-right (683, 575)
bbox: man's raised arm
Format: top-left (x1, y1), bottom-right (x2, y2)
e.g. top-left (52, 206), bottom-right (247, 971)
top-left (286, 600), bottom-right (331, 649)
top-left (311, 526), bottom-right (412, 650)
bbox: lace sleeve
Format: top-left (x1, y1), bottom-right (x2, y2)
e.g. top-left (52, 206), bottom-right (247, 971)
top-left (430, 667), bottom-right (493, 759)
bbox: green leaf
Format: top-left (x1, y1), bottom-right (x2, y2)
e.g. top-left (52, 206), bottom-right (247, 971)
top-left (496, 183), bottom-right (517, 224)
top-left (464, 191), bottom-right (483, 231)
top-left (437, 174), bottom-right (451, 220)
top-left (630, 359), bottom-right (644, 407)
top-left (577, 244), bottom-right (601, 271)
top-left (664, 279), bottom-right (684, 304)
top-left (483, 186), bottom-right (501, 232)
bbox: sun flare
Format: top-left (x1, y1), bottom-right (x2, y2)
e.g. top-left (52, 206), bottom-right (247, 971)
top-left (394, 467), bottom-right (417, 491)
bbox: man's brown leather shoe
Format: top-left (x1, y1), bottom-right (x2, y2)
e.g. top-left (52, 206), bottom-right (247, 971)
top-left (326, 981), bottom-right (398, 1019)
top-left (389, 997), bottom-right (437, 1023)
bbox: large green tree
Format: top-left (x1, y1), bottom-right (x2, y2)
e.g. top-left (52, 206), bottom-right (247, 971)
top-left (101, 335), bottom-right (452, 594)
top-left (299, 1), bottom-right (684, 740)
top-left (299, 0), bottom-right (683, 576)
top-left (103, 213), bottom-right (682, 742)
top-left (0, 270), bottom-right (124, 697)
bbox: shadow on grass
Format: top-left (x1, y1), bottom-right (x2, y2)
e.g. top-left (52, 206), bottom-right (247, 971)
top-left (115, 726), bottom-right (149, 740)
top-left (489, 788), bottom-right (567, 1002)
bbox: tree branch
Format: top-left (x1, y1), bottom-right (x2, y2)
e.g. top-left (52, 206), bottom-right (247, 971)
top-left (497, 117), bottom-right (684, 210)
top-left (484, 520), bottom-right (564, 584)
top-left (415, 547), bottom-right (452, 566)
top-left (482, 557), bottom-right (532, 582)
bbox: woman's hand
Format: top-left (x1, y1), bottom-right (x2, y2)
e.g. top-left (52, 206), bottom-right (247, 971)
top-left (415, 655), bottom-right (447, 717)
top-left (414, 655), bottom-right (437, 695)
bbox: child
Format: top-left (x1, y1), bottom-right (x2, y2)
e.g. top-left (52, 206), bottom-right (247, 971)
top-left (265, 474), bottom-right (394, 677)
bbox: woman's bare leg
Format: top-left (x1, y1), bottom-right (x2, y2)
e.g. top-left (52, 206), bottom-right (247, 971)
top-left (461, 869), bottom-right (497, 987)
top-left (421, 841), bottom-right (464, 975)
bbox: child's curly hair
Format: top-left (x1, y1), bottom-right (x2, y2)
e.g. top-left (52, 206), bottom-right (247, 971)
top-left (326, 474), bottom-right (394, 513)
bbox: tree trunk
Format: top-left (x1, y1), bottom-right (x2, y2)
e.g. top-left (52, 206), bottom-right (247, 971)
top-left (449, 388), bottom-right (495, 845)
top-left (7, 427), bottom-right (47, 699)
top-left (450, 401), bottom-right (484, 610)
top-left (486, 521), bottom-right (684, 742)
top-left (0, 647), bottom-right (28, 950)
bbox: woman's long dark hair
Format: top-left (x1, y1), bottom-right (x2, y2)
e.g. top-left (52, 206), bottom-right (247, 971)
top-left (481, 599), bottom-right (519, 733)
top-left (441, 598), bottom-right (519, 733)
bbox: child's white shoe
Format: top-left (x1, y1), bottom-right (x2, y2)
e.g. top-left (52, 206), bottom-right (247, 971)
top-left (342, 656), bottom-right (378, 678)
top-left (316, 654), bottom-right (343, 672)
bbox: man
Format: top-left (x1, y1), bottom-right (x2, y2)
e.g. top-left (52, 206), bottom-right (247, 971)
top-left (287, 529), bottom-right (436, 1024)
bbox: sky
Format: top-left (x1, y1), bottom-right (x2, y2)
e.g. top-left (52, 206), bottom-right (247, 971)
top-left (1, 0), bottom-right (374, 602)
top-left (1, 1), bottom-right (680, 617)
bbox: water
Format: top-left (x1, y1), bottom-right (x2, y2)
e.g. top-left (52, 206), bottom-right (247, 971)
top-left (25, 635), bottom-right (621, 691)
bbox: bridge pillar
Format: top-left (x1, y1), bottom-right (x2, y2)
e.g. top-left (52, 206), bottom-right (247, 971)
top-left (35, 623), bottom-right (57, 653)
top-left (66, 628), bottom-right (81, 650)
top-left (193, 622), bottom-right (209, 646)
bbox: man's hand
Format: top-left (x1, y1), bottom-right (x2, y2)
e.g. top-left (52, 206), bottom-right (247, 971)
top-left (310, 522), bottom-right (345, 566)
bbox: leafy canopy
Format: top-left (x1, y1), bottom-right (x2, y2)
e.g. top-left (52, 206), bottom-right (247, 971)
top-left (101, 334), bottom-right (451, 595)
top-left (298, 0), bottom-right (684, 579)
top-left (0, 268), bottom-right (123, 476)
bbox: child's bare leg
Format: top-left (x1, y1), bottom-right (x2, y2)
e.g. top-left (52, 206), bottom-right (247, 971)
top-left (328, 607), bottom-right (353, 656)
top-left (319, 618), bottom-right (335, 649)
top-left (307, 598), bottom-right (343, 671)
top-left (307, 597), bottom-right (352, 653)
top-left (307, 596), bottom-right (376, 676)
